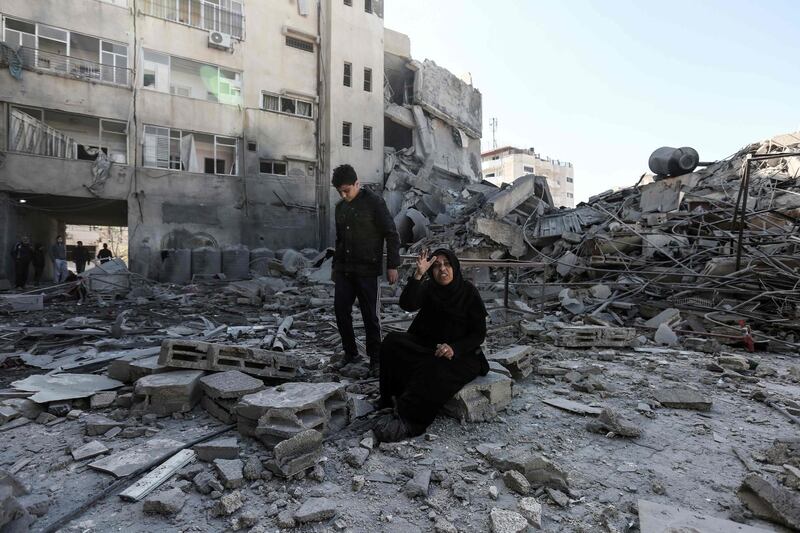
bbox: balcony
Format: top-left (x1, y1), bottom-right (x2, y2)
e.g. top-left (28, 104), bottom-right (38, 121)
top-left (2, 46), bottom-right (131, 87)
top-left (141, 0), bottom-right (244, 39)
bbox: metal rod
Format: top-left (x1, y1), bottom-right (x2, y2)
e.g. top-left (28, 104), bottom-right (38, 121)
top-left (503, 268), bottom-right (510, 308)
top-left (736, 155), bottom-right (752, 270)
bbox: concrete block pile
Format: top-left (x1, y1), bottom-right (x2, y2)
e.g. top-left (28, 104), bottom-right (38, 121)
top-left (159, 339), bottom-right (300, 379)
top-left (133, 370), bottom-right (205, 416)
top-left (199, 371), bottom-right (265, 425)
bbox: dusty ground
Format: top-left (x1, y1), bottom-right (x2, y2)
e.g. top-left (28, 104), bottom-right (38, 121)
top-left (3, 310), bottom-right (799, 532)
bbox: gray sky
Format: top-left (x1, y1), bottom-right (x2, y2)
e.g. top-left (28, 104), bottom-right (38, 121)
top-left (384, 0), bottom-right (800, 202)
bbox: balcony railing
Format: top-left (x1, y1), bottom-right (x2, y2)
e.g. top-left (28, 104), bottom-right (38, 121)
top-left (141, 0), bottom-right (244, 39)
top-left (2, 46), bottom-right (131, 87)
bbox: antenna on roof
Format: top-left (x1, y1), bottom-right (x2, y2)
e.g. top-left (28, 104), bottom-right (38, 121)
top-left (490, 117), bottom-right (498, 149)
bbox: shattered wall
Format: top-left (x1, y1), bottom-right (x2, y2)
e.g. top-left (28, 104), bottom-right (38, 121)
top-left (412, 59), bottom-right (482, 139)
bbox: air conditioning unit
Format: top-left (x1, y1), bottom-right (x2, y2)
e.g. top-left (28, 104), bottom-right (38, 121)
top-left (208, 31), bottom-right (232, 50)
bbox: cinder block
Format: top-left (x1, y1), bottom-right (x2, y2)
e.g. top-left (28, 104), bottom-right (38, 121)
top-left (553, 326), bottom-right (635, 348)
top-left (235, 383), bottom-right (349, 448)
top-left (201, 396), bottom-right (236, 425)
top-left (487, 345), bottom-right (534, 379)
top-left (443, 372), bottom-right (513, 422)
top-left (265, 429), bottom-right (323, 478)
top-left (159, 340), bottom-right (301, 379)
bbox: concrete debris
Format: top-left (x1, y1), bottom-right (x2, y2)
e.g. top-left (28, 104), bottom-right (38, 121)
top-left (143, 487), bottom-right (186, 515)
top-left (518, 497), bottom-right (543, 528)
top-left (194, 437), bottom-right (239, 462)
top-left (654, 388), bottom-right (712, 411)
top-left (586, 408), bottom-right (642, 438)
top-left (638, 499), bottom-right (770, 533)
top-left (737, 474), bottom-right (800, 530)
top-left (134, 370), bottom-right (204, 416)
top-left (213, 459), bottom-right (244, 489)
top-left (265, 429), bottom-right (323, 478)
top-left (542, 398), bottom-right (603, 416)
top-left (212, 490), bottom-right (243, 517)
top-left (486, 345), bottom-right (534, 379)
top-left (403, 469), bottom-right (431, 498)
top-left (71, 440), bottom-right (109, 461)
top-left (489, 508), bottom-right (529, 533)
top-left (502, 470), bottom-right (530, 495)
top-left (443, 372), bottom-right (513, 422)
top-left (294, 497), bottom-right (337, 523)
top-left (486, 447), bottom-right (570, 492)
top-left (89, 438), bottom-right (184, 478)
top-left (11, 374), bottom-right (123, 404)
top-left (159, 339), bottom-right (300, 379)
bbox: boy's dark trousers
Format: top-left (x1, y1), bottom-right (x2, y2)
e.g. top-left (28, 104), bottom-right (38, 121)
top-left (334, 271), bottom-right (381, 364)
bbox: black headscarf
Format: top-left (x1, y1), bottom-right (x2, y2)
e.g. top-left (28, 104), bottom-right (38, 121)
top-left (427, 248), bottom-right (487, 320)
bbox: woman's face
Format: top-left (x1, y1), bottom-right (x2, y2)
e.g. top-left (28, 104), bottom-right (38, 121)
top-left (431, 255), bottom-right (454, 286)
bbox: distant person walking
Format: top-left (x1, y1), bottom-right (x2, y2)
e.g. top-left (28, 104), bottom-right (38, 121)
top-left (73, 240), bottom-right (89, 273)
top-left (11, 236), bottom-right (32, 289)
top-left (32, 244), bottom-right (45, 287)
top-left (97, 243), bottom-right (113, 264)
top-left (50, 235), bottom-right (68, 284)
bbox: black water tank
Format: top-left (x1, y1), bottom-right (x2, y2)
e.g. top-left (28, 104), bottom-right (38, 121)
top-left (648, 146), bottom-right (700, 177)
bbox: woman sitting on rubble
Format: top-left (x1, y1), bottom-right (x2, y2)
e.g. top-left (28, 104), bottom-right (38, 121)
top-left (374, 248), bottom-right (489, 442)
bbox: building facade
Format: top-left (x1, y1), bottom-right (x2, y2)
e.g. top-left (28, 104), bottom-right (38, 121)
top-left (481, 146), bottom-right (575, 208)
top-left (0, 0), bottom-right (385, 281)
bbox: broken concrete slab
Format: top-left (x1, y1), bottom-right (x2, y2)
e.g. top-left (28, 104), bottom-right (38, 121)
top-left (737, 474), bottom-right (800, 530)
top-left (586, 408), bottom-right (642, 438)
top-left (542, 398), bottom-right (603, 416)
top-left (638, 499), bottom-right (770, 533)
top-left (0, 399), bottom-right (40, 421)
top-left (89, 438), bottom-right (184, 478)
top-left (294, 497), bottom-right (337, 524)
top-left (90, 391), bottom-right (117, 409)
top-left (212, 490), bottom-right (243, 517)
top-left (345, 447), bottom-right (369, 468)
top-left (11, 374), bottom-right (123, 404)
top-left (518, 497), bottom-right (542, 528)
top-left (553, 325), bottom-right (636, 348)
top-left (71, 440), bottom-right (109, 461)
top-left (84, 414), bottom-right (123, 436)
top-left (0, 406), bottom-right (19, 425)
top-left (200, 396), bottom-right (236, 424)
top-left (654, 388), bottom-right (712, 411)
top-left (473, 218), bottom-right (527, 258)
top-left (199, 370), bottom-right (264, 399)
top-left (502, 470), bottom-right (530, 495)
top-left (654, 323), bottom-right (678, 346)
top-left (193, 437), bottom-right (239, 462)
top-left (644, 308), bottom-right (681, 329)
top-left (486, 345), bottom-right (534, 379)
top-left (266, 429), bottom-right (323, 478)
top-left (443, 372), bottom-right (513, 422)
top-left (236, 382), bottom-right (348, 446)
top-left (0, 294), bottom-right (43, 312)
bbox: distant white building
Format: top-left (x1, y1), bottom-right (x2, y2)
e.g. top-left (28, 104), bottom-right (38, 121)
top-left (481, 146), bottom-right (575, 208)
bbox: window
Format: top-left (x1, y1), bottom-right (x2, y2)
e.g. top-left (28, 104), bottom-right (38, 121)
top-left (143, 125), bottom-right (238, 175)
top-left (142, 50), bottom-right (242, 106)
top-left (261, 92), bottom-right (314, 118)
top-left (259, 160), bottom-right (288, 175)
top-left (485, 173), bottom-right (496, 178)
top-left (9, 106), bottom-right (127, 163)
top-left (286, 36), bottom-right (314, 53)
top-left (365, 0), bottom-right (373, 13)
top-left (523, 165), bottom-right (534, 173)
top-left (342, 122), bottom-right (352, 147)
top-left (567, 193), bottom-right (574, 198)
top-left (247, 141), bottom-right (256, 151)
top-left (2, 18), bottom-right (128, 85)
top-left (344, 0), bottom-right (352, 5)
top-left (343, 62), bottom-right (352, 87)
top-left (363, 126), bottom-right (372, 150)
top-left (363, 67), bottom-right (372, 92)
top-left (567, 177), bottom-right (574, 183)
top-left (492, 155), bottom-right (500, 160)
top-left (141, 0), bottom-right (244, 39)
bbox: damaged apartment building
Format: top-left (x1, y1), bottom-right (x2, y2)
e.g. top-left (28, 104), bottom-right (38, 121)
top-left (482, 146), bottom-right (576, 208)
top-left (0, 0), bottom-right (398, 283)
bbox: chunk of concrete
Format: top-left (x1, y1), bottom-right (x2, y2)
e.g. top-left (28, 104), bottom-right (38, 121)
top-left (212, 490), bottom-right (243, 517)
top-left (90, 391), bottom-right (117, 409)
top-left (486, 447), bottom-right (569, 492)
top-left (194, 437), bottom-right (239, 462)
top-left (0, 399), bottom-right (41, 420)
top-left (84, 414), bottom-right (123, 436)
top-left (542, 398), bottom-right (603, 416)
top-left (586, 408), bottom-right (642, 438)
top-left (213, 459), bottom-right (244, 489)
top-left (345, 447), bottom-right (369, 468)
top-left (654, 323), bottom-right (678, 346)
top-left (654, 388), bottom-right (712, 411)
top-left (644, 308), bottom-right (681, 329)
top-left (0, 406), bottom-right (19, 425)
top-left (443, 373), bottom-right (513, 422)
top-left (737, 474), bottom-right (800, 530)
top-left (0, 294), bottom-right (43, 312)
top-left (518, 497), bottom-right (542, 528)
top-left (71, 440), bottom-right (109, 461)
top-left (486, 175), bottom-right (539, 219)
top-left (134, 370), bottom-right (204, 415)
top-left (294, 497), bottom-right (337, 523)
top-left (199, 371), bottom-right (264, 400)
top-left (266, 429), bottom-right (323, 478)
top-left (143, 487), bottom-right (186, 515)
top-left (473, 218), bottom-right (527, 258)
top-left (503, 470), bottom-right (530, 495)
top-left (490, 508), bottom-right (528, 533)
top-left (11, 374), bottom-right (123, 404)
top-left (243, 456), bottom-right (263, 481)
top-left (403, 469), bottom-right (431, 498)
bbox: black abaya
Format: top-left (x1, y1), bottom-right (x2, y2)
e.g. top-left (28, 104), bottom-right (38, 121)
top-left (379, 250), bottom-right (489, 433)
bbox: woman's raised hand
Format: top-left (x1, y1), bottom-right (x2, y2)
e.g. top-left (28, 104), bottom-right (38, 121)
top-left (414, 249), bottom-right (435, 280)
